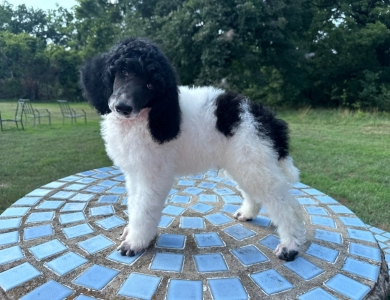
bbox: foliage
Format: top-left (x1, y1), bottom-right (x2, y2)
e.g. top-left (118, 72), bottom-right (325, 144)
top-left (0, 0), bottom-right (389, 109)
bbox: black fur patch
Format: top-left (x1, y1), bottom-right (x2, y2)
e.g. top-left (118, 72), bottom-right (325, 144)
top-left (249, 102), bottom-right (290, 160)
top-left (214, 91), bottom-right (244, 137)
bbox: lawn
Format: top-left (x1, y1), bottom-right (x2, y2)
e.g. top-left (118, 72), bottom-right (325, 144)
top-left (1, 101), bottom-right (389, 230)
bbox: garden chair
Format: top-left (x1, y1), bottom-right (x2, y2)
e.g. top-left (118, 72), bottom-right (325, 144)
top-left (19, 99), bottom-right (51, 126)
top-left (57, 100), bottom-right (87, 125)
top-left (0, 101), bottom-right (25, 131)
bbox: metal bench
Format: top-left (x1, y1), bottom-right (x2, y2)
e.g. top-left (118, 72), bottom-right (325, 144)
top-left (57, 100), bottom-right (87, 125)
top-left (0, 101), bottom-right (25, 131)
top-left (19, 99), bottom-right (51, 126)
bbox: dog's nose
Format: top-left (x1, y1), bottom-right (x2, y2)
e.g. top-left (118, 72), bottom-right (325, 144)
top-left (115, 103), bottom-right (133, 116)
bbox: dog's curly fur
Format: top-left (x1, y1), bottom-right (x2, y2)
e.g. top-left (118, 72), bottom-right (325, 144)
top-left (80, 37), bottom-right (306, 261)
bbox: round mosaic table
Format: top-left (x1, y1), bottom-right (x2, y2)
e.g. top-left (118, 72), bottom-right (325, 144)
top-left (0, 167), bottom-right (389, 300)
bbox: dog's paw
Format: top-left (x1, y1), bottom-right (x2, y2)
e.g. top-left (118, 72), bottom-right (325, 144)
top-left (117, 240), bottom-right (144, 257)
top-left (117, 225), bottom-right (154, 256)
top-left (233, 208), bottom-right (254, 222)
top-left (274, 243), bottom-right (299, 261)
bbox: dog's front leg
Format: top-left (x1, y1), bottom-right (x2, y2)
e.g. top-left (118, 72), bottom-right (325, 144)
top-left (118, 170), bottom-right (174, 256)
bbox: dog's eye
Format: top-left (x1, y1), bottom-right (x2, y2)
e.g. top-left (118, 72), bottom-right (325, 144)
top-left (121, 70), bottom-right (129, 76)
top-left (146, 83), bottom-right (154, 90)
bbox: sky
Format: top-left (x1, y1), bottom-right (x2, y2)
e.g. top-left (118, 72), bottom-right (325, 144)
top-left (5, 0), bottom-right (78, 11)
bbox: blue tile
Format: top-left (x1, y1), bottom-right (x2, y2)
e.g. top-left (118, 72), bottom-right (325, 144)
top-left (106, 249), bottom-right (144, 265)
top-left (97, 195), bottom-right (120, 203)
top-left (78, 170), bottom-right (97, 176)
top-left (150, 252), bottom-right (184, 272)
top-left (29, 239), bottom-right (67, 260)
top-left (305, 206), bottom-right (328, 216)
top-left (339, 217), bottom-right (366, 227)
top-left (183, 187), bottom-right (204, 195)
top-left (248, 216), bottom-right (271, 227)
top-left (187, 173), bottom-right (204, 180)
top-left (26, 211), bottom-right (55, 223)
top-left (75, 295), bottom-right (98, 300)
top-left (24, 224), bottom-right (53, 240)
top-left (96, 167), bottom-right (113, 172)
top-left (193, 253), bottom-right (228, 272)
top-left (168, 189), bottom-right (178, 196)
top-left (89, 205), bottom-right (115, 216)
top-left (180, 217), bottom-right (204, 229)
top-left (1, 207), bottom-right (30, 218)
top-left (27, 188), bottom-right (52, 197)
top-left (36, 200), bottom-right (64, 210)
top-left (284, 256), bottom-right (324, 280)
top-left (76, 177), bottom-right (97, 184)
top-left (60, 202), bottom-right (87, 212)
top-left (78, 234), bottom-right (114, 254)
top-left (194, 232), bottom-right (225, 247)
top-left (0, 231), bottom-right (19, 246)
top-left (198, 182), bottom-right (217, 189)
top-left (0, 217), bottom-right (22, 231)
top-left (190, 203), bottom-right (213, 214)
top-left (259, 235), bottom-right (280, 250)
top-left (204, 213), bottom-right (233, 226)
top-left (121, 197), bottom-right (128, 206)
top-left (50, 191), bottom-right (75, 199)
top-left (207, 176), bottom-right (224, 182)
top-left (349, 242), bottom-right (381, 262)
top-left (314, 195), bottom-right (338, 204)
top-left (314, 229), bottom-right (342, 244)
top-left (223, 179), bottom-right (237, 187)
top-left (60, 175), bottom-right (82, 182)
top-left (293, 182), bottom-right (309, 188)
top-left (347, 228), bottom-right (377, 243)
top-left (214, 188), bottom-right (235, 196)
top-left (250, 269), bottom-right (293, 295)
top-left (305, 243), bottom-right (339, 263)
top-left (166, 279), bottom-right (202, 300)
top-left (297, 197), bottom-right (317, 205)
top-left (45, 251), bottom-right (88, 276)
top-left (106, 186), bottom-right (127, 194)
top-left (85, 185), bottom-right (107, 193)
top-left (298, 287), bottom-right (337, 300)
top-left (221, 195), bottom-right (243, 204)
top-left (199, 194), bottom-right (218, 203)
top-left (374, 234), bottom-right (389, 243)
top-left (42, 181), bottom-right (66, 189)
top-left (92, 173), bottom-right (111, 179)
top-left (342, 257), bottom-right (379, 281)
top-left (178, 180), bottom-right (195, 186)
top-left (223, 224), bottom-right (256, 241)
top-left (325, 274), bottom-right (370, 300)
top-left (0, 245), bottom-right (24, 265)
top-left (11, 197), bottom-right (41, 206)
top-left (369, 227), bottom-right (385, 234)
top-left (96, 215), bottom-right (126, 230)
top-left (208, 278), bottom-right (248, 300)
top-left (231, 245), bottom-right (268, 266)
top-left (206, 170), bottom-right (218, 177)
top-left (158, 215), bottom-right (175, 228)
top-left (220, 204), bottom-right (240, 214)
top-left (156, 234), bottom-right (186, 249)
top-left (162, 205), bottom-right (186, 216)
top-left (64, 183), bottom-right (87, 191)
top-left (328, 205), bottom-right (354, 214)
top-left (62, 223), bottom-right (94, 239)
top-left (73, 264), bottom-right (119, 291)
top-left (70, 193), bottom-right (95, 202)
top-left (59, 212), bottom-right (86, 224)
top-left (381, 232), bottom-right (390, 239)
top-left (171, 195), bottom-right (191, 204)
top-left (97, 180), bottom-right (118, 187)
top-left (20, 280), bottom-right (74, 300)
top-left (289, 189), bottom-right (306, 196)
top-left (0, 262), bottom-right (40, 291)
top-left (310, 216), bottom-right (335, 228)
top-left (303, 188), bottom-right (324, 195)
top-left (118, 273), bottom-right (161, 299)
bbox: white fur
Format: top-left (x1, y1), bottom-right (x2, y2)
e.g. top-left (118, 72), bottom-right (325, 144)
top-left (101, 86), bottom-right (306, 257)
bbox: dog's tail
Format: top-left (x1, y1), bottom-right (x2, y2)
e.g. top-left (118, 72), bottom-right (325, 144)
top-left (278, 156), bottom-right (300, 184)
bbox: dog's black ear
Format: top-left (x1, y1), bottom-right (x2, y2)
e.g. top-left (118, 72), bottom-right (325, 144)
top-left (148, 86), bottom-right (181, 144)
top-left (80, 54), bottom-right (112, 115)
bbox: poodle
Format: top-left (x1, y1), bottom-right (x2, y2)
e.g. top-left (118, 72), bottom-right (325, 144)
top-left (80, 37), bottom-right (306, 261)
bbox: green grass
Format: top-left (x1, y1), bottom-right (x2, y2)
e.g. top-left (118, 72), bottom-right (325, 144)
top-left (1, 102), bottom-right (389, 231)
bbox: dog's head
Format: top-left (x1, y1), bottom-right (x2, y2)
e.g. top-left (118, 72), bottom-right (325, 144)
top-left (80, 37), bottom-right (181, 143)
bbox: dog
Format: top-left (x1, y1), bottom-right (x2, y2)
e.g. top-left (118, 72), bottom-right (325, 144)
top-left (80, 37), bottom-right (306, 261)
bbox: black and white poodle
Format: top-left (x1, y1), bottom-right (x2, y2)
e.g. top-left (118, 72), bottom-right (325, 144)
top-left (80, 37), bottom-right (305, 261)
